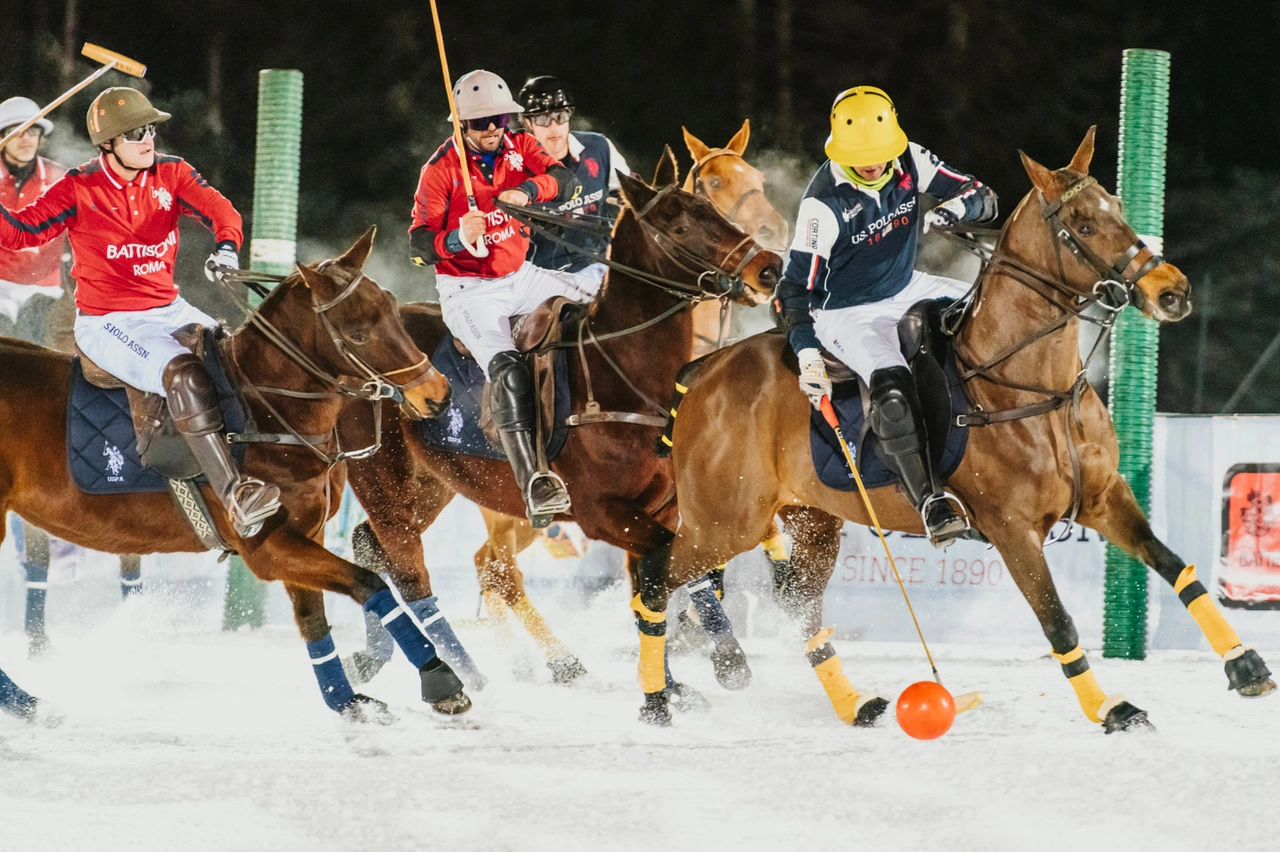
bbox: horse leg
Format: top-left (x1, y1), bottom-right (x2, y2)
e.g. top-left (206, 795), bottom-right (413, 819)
top-left (478, 508), bottom-right (587, 684)
top-left (283, 583), bottom-right (393, 723)
top-left (119, 554), bottom-right (142, 598)
top-left (777, 505), bottom-right (889, 726)
top-left (15, 518), bottom-right (51, 657)
top-left (0, 662), bottom-right (39, 721)
top-left (984, 523), bottom-right (1152, 732)
top-left (242, 529), bottom-right (471, 716)
top-left (1080, 476), bottom-right (1276, 698)
top-left (761, 517), bottom-right (792, 599)
top-left (341, 521), bottom-right (397, 685)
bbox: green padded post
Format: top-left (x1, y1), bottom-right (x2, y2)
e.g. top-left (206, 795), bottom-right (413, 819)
top-left (1103, 49), bottom-right (1169, 659)
top-left (223, 69), bottom-right (304, 631)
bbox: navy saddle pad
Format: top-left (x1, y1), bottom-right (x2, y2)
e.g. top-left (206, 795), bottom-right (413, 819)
top-left (67, 329), bottom-right (247, 495)
top-left (418, 332), bottom-right (570, 461)
top-left (810, 348), bottom-right (970, 491)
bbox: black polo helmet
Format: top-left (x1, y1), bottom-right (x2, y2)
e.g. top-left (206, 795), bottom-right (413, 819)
top-left (517, 76), bottom-right (574, 115)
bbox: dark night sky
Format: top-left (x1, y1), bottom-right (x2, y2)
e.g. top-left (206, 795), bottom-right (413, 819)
top-left (3, 0), bottom-right (1279, 411)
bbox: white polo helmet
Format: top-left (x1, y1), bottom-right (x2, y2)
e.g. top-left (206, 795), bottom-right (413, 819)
top-left (448, 70), bottom-right (524, 121)
top-left (0, 97), bottom-right (54, 136)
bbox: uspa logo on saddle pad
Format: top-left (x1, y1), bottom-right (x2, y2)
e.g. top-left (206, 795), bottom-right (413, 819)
top-left (103, 441), bottom-right (125, 481)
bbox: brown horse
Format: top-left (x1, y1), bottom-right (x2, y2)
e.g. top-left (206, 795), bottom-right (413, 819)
top-left (439, 125), bottom-right (792, 680)
top-left (636, 128), bottom-right (1276, 730)
top-left (0, 229), bottom-right (459, 719)
top-left (340, 148), bottom-right (782, 705)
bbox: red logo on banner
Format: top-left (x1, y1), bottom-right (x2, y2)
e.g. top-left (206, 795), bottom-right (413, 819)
top-left (1220, 465), bottom-right (1280, 608)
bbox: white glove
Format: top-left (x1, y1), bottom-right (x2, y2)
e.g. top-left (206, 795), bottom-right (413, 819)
top-left (923, 196), bottom-right (967, 233)
top-left (797, 348), bottom-right (832, 410)
top-left (204, 244), bottom-right (240, 281)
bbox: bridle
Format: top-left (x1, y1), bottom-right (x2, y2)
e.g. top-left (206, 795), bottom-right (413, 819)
top-left (937, 173), bottom-right (1170, 528)
top-left (212, 264), bottom-right (436, 466)
top-left (689, 147), bottom-right (766, 229)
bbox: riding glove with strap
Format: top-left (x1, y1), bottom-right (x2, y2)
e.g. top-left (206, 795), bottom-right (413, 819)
top-left (923, 197), bottom-right (967, 233)
top-left (204, 241), bottom-right (240, 281)
top-left (796, 348), bottom-right (832, 410)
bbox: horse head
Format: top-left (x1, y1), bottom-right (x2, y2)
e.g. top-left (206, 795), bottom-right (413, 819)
top-left (682, 120), bottom-right (790, 251)
top-left (615, 145), bottom-right (782, 306)
top-left (290, 227), bottom-right (451, 419)
top-left (1017, 126), bottom-right (1190, 322)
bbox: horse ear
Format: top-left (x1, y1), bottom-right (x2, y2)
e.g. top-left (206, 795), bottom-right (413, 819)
top-left (1067, 125), bottom-right (1096, 174)
top-left (337, 225), bottom-right (377, 269)
top-left (652, 145), bottom-right (679, 187)
top-left (294, 261), bottom-right (326, 292)
top-left (616, 170), bottom-right (657, 212)
top-left (725, 119), bottom-right (750, 155)
top-left (1019, 149), bottom-right (1065, 200)
top-left (682, 126), bottom-right (711, 163)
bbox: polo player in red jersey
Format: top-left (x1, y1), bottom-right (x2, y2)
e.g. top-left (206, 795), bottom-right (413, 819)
top-left (0, 87), bottom-right (280, 537)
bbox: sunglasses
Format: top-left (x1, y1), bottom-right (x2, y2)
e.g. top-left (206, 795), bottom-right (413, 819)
top-left (525, 109), bottom-right (573, 128)
top-left (2, 125), bottom-right (43, 139)
top-left (464, 114), bottom-right (511, 132)
top-left (117, 124), bottom-right (156, 144)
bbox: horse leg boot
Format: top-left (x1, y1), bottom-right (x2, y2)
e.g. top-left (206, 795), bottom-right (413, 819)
top-left (869, 367), bottom-right (967, 546)
top-left (164, 354), bottom-right (281, 538)
top-left (488, 352), bottom-right (570, 529)
top-left (683, 569), bottom-right (752, 691)
top-left (18, 519), bottom-right (52, 656)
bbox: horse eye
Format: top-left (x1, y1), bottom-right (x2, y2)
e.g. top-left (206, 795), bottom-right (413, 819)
top-left (673, 226), bottom-right (687, 236)
top-left (1078, 224), bottom-right (1094, 236)
top-left (709, 178), bottom-right (722, 190)
top-left (348, 331), bottom-right (369, 345)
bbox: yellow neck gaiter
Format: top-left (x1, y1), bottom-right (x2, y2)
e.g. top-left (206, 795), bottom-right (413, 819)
top-left (841, 162), bottom-right (894, 192)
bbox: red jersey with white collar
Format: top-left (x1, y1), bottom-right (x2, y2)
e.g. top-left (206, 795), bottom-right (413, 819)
top-left (0, 155), bottom-right (66, 288)
top-left (0, 153), bottom-right (242, 315)
top-left (409, 131), bottom-right (575, 279)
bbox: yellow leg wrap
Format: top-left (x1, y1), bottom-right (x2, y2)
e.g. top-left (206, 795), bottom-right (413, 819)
top-left (1175, 564), bottom-right (1242, 656)
top-left (762, 533), bottom-right (790, 563)
top-left (638, 632), bottom-right (667, 693)
top-left (1053, 645), bottom-right (1107, 724)
top-left (632, 594), bottom-right (668, 693)
top-left (812, 655), bottom-right (862, 725)
top-left (512, 596), bottom-right (569, 660)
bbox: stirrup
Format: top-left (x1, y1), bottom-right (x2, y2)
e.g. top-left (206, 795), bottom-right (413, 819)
top-left (525, 471), bottom-right (572, 529)
top-left (921, 492), bottom-right (970, 548)
top-left (228, 478), bottom-right (281, 537)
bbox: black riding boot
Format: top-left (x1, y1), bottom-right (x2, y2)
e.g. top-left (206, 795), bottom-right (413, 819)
top-left (868, 367), bottom-right (968, 546)
top-left (488, 351), bottom-right (571, 528)
top-left (164, 354), bottom-right (281, 538)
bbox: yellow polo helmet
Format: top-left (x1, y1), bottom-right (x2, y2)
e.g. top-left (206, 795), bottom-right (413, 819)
top-left (824, 86), bottom-right (908, 168)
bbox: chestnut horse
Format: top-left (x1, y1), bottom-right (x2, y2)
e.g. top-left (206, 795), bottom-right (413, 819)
top-left (340, 148), bottom-right (782, 706)
top-left (0, 229), bottom-right (458, 720)
top-left (440, 123), bottom-right (791, 681)
top-left (637, 128), bottom-right (1276, 730)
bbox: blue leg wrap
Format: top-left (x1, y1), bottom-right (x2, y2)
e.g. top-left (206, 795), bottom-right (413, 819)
top-left (664, 642), bottom-right (676, 689)
top-left (687, 574), bottom-right (733, 640)
top-left (362, 608), bottom-right (395, 664)
top-left (120, 556), bottom-right (143, 599)
top-left (20, 522), bottom-right (50, 640)
top-left (406, 596), bottom-right (484, 683)
top-left (0, 665), bottom-right (37, 719)
top-left (364, 589), bottom-right (438, 670)
top-left (306, 632), bottom-right (357, 712)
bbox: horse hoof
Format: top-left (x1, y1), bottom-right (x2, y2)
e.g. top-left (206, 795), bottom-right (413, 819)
top-left (666, 682), bottom-right (711, 713)
top-left (341, 694), bottom-right (398, 725)
top-left (854, 696), bottom-right (890, 727)
top-left (420, 658), bottom-right (469, 715)
top-left (1103, 701), bottom-right (1155, 734)
top-left (1226, 649), bottom-right (1274, 697)
top-left (342, 650), bottom-right (390, 687)
top-left (430, 691), bottom-right (473, 716)
top-left (548, 655), bottom-right (588, 684)
top-left (670, 609), bottom-right (712, 653)
top-left (639, 692), bottom-right (672, 726)
top-left (710, 637), bottom-right (752, 691)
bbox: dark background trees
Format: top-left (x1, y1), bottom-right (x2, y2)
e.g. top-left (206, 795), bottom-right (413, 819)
top-left (4, 0), bottom-right (1278, 411)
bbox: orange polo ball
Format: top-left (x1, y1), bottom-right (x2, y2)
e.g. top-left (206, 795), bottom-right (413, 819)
top-left (895, 681), bottom-right (956, 739)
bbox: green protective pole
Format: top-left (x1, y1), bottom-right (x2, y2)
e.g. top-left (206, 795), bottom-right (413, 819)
top-left (223, 69), bottom-right (304, 631)
top-left (1103, 49), bottom-right (1169, 659)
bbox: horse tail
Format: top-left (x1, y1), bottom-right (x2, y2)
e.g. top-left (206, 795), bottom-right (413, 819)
top-left (655, 355), bottom-right (714, 458)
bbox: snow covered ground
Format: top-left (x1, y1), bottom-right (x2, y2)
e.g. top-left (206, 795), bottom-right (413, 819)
top-left (2, 571), bottom-right (1278, 852)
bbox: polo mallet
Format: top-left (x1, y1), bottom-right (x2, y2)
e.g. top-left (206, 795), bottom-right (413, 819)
top-left (427, 0), bottom-right (488, 258)
top-left (0, 43), bottom-right (147, 150)
top-left (819, 395), bottom-right (982, 713)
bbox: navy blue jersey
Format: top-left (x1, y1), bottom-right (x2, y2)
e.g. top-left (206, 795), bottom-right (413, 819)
top-left (528, 131), bottom-right (630, 274)
top-left (777, 142), bottom-right (995, 350)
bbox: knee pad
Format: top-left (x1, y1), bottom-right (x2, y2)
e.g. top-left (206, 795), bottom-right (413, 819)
top-left (163, 354), bottom-right (223, 435)
top-left (868, 368), bottom-right (922, 453)
top-left (487, 351), bottom-right (534, 432)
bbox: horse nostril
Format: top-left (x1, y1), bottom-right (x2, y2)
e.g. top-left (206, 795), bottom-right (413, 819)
top-left (1159, 291), bottom-right (1184, 313)
top-left (758, 266), bottom-right (778, 288)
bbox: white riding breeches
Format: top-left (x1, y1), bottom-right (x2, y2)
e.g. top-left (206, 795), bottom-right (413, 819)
top-left (73, 296), bottom-right (217, 395)
top-left (437, 261), bottom-right (602, 378)
top-left (813, 270), bottom-right (970, 380)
